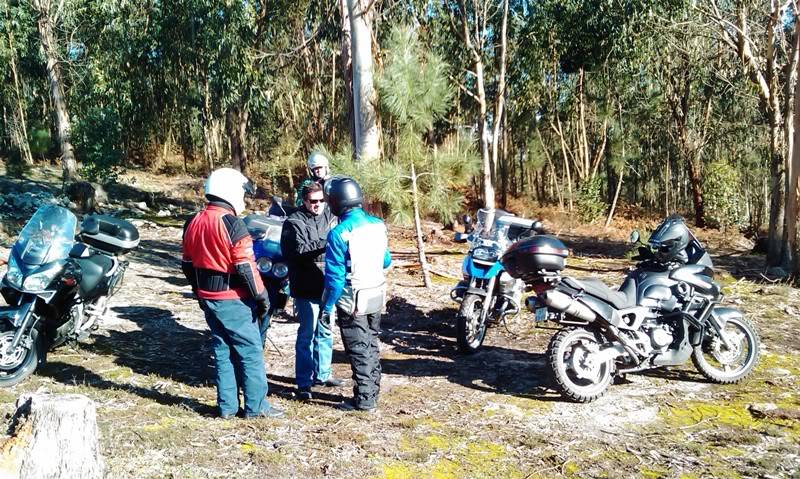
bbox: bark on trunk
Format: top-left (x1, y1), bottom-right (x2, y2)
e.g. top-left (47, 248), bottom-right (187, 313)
top-left (490, 0), bottom-right (509, 191)
top-left (33, 0), bottom-right (77, 182)
top-left (339, 0), bottom-right (354, 149)
top-left (226, 106), bottom-right (249, 174)
top-left (0, 393), bottom-right (104, 479)
top-left (347, 0), bottom-right (380, 162)
top-left (788, 21), bottom-right (800, 273)
top-left (411, 163), bottom-right (431, 288)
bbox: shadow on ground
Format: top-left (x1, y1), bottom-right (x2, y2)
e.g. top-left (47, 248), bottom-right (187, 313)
top-left (380, 296), bottom-right (563, 401)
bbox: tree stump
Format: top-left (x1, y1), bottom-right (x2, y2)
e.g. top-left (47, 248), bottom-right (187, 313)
top-left (0, 393), bottom-right (104, 479)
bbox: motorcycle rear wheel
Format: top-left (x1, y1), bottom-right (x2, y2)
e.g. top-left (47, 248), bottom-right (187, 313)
top-left (692, 316), bottom-right (760, 384)
top-left (456, 294), bottom-right (487, 354)
top-left (0, 325), bottom-right (45, 388)
top-left (548, 327), bottom-right (613, 403)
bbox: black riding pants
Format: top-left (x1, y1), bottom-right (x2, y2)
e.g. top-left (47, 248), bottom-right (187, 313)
top-left (336, 308), bottom-right (382, 409)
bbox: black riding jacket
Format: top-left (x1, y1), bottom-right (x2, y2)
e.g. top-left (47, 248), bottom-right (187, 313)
top-left (280, 205), bottom-right (336, 300)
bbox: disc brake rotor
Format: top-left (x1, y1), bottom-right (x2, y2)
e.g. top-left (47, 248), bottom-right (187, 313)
top-left (709, 330), bottom-right (745, 364)
top-left (569, 338), bottom-right (602, 382)
top-left (0, 332), bottom-right (26, 370)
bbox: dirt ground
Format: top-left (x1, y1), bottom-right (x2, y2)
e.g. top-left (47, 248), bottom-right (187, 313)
top-left (0, 168), bottom-right (798, 478)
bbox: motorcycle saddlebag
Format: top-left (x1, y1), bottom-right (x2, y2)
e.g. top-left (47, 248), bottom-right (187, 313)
top-left (500, 235), bottom-right (569, 280)
top-left (80, 215), bottom-right (140, 255)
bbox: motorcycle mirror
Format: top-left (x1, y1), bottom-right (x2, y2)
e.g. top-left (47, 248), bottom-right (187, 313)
top-left (531, 220), bottom-right (545, 234)
top-left (629, 230), bottom-right (641, 244)
top-left (453, 232), bottom-right (469, 243)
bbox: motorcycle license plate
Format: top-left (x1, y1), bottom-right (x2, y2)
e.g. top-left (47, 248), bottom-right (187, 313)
top-left (534, 307), bottom-right (548, 323)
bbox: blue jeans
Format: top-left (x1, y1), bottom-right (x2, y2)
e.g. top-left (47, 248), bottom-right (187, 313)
top-left (294, 298), bottom-right (333, 389)
top-left (200, 298), bottom-right (270, 416)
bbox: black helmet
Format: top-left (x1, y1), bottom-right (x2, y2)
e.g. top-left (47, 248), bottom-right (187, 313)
top-left (325, 176), bottom-right (363, 216)
top-left (648, 214), bottom-right (690, 262)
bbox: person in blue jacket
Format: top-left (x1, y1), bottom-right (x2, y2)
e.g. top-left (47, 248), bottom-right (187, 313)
top-left (319, 177), bottom-right (391, 412)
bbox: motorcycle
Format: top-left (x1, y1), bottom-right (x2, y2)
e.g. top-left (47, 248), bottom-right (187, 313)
top-left (243, 196), bottom-right (291, 331)
top-left (0, 204), bottom-right (139, 386)
top-left (500, 214), bottom-right (760, 402)
top-left (451, 208), bottom-right (544, 353)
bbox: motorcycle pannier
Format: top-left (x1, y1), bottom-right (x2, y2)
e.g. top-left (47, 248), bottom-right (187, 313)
top-left (500, 235), bottom-right (569, 280)
top-left (80, 215), bottom-right (140, 255)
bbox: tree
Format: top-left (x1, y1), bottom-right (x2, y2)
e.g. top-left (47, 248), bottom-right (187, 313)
top-left (346, 0), bottom-right (380, 162)
top-left (31, 0), bottom-right (77, 182)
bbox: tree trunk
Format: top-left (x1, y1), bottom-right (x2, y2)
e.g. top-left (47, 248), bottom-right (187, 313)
top-left (33, 0), bottom-right (77, 182)
top-left (410, 163), bottom-right (431, 288)
top-left (347, 0), bottom-right (380, 162)
top-left (0, 393), bottom-right (104, 479)
top-left (226, 106), bottom-right (249, 173)
top-left (339, 0), bottom-right (354, 149)
top-left (767, 115), bottom-right (786, 264)
top-left (491, 0), bottom-right (509, 192)
top-left (788, 22), bottom-right (800, 273)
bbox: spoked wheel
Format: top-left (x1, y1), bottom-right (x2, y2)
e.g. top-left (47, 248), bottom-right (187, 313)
top-left (548, 327), bottom-right (613, 403)
top-left (456, 294), bottom-right (487, 354)
top-left (692, 316), bottom-right (760, 383)
top-left (0, 326), bottom-right (44, 388)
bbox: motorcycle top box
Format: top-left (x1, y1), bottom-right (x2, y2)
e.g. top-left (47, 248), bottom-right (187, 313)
top-left (500, 235), bottom-right (569, 280)
top-left (79, 215), bottom-right (140, 255)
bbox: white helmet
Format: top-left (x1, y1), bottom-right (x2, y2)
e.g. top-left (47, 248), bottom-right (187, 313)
top-left (307, 151), bottom-right (330, 170)
top-left (204, 168), bottom-right (255, 215)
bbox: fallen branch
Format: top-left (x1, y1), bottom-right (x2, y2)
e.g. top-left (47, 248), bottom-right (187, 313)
top-left (428, 268), bottom-right (460, 281)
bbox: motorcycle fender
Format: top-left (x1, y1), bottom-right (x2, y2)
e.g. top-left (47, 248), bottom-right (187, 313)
top-left (709, 307), bottom-right (742, 327)
top-left (0, 301), bottom-right (33, 328)
top-left (464, 256), bottom-right (498, 280)
top-left (465, 287), bottom-right (489, 297)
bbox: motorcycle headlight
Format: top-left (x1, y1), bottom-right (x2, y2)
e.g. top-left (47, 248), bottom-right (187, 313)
top-left (257, 257), bottom-right (273, 273)
top-left (273, 263), bottom-right (289, 278)
top-left (4, 256), bottom-right (23, 289)
top-left (21, 266), bottom-right (61, 292)
top-left (473, 247), bottom-right (497, 261)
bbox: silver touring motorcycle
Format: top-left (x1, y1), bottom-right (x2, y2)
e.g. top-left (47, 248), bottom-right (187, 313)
top-left (0, 205), bottom-right (139, 386)
top-left (500, 215), bottom-right (760, 402)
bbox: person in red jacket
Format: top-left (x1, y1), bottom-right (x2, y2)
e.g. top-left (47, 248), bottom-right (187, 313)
top-left (182, 168), bottom-right (284, 419)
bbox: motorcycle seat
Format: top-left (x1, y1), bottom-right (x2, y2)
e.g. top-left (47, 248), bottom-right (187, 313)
top-left (562, 277), bottom-right (636, 309)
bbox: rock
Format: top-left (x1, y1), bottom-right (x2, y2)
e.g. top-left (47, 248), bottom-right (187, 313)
top-left (766, 266), bottom-right (790, 279)
top-left (156, 209), bottom-right (171, 217)
top-left (65, 181), bottom-right (103, 213)
top-left (768, 368), bottom-right (792, 377)
top-left (134, 202), bottom-right (150, 212)
top-left (747, 402), bottom-right (778, 419)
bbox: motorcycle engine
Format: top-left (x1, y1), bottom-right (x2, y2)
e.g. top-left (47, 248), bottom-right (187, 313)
top-left (645, 320), bottom-right (674, 352)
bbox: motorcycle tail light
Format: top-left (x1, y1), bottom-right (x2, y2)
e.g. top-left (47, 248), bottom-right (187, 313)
top-left (531, 282), bottom-right (552, 295)
top-left (62, 276), bottom-right (77, 287)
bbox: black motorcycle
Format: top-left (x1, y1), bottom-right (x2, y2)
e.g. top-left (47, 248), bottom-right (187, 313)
top-left (0, 205), bottom-right (139, 386)
top-left (501, 214), bottom-right (760, 402)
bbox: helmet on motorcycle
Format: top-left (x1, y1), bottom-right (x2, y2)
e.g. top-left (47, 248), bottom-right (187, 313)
top-left (648, 215), bottom-right (690, 262)
top-left (204, 168), bottom-right (256, 215)
top-left (325, 176), bottom-right (363, 216)
top-left (307, 151), bottom-right (330, 180)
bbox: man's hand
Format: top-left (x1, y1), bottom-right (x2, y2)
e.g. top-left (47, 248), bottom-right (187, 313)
top-left (318, 309), bottom-right (332, 328)
top-left (255, 290), bottom-right (270, 318)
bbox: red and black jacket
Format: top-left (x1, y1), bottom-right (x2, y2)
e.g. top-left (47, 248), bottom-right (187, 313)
top-left (181, 201), bottom-right (265, 301)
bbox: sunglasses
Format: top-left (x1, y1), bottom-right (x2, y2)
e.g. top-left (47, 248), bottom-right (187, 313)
top-left (306, 198), bottom-right (325, 204)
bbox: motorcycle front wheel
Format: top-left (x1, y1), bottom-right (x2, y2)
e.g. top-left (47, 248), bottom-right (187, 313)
top-left (692, 316), bottom-right (760, 384)
top-left (548, 327), bottom-right (613, 403)
top-left (456, 294), bottom-right (487, 354)
top-left (0, 325), bottom-right (45, 388)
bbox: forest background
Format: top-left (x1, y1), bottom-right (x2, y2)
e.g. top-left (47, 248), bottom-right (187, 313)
top-left (2, 0), bottom-right (800, 277)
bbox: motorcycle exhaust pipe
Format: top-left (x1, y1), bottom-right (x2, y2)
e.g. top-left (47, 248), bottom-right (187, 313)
top-left (541, 290), bottom-right (597, 322)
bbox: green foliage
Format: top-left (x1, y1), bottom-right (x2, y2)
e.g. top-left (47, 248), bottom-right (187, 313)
top-left (577, 176), bottom-right (605, 223)
top-left (74, 107), bottom-right (124, 184)
top-left (703, 160), bottom-right (744, 229)
top-left (375, 26), bottom-right (476, 226)
top-left (28, 127), bottom-right (51, 159)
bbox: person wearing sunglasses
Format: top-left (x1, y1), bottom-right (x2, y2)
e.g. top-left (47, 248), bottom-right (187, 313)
top-left (281, 181), bottom-right (343, 401)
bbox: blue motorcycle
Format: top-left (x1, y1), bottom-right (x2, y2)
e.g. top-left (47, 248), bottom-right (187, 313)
top-left (451, 209), bottom-right (543, 353)
top-left (244, 198), bottom-right (292, 335)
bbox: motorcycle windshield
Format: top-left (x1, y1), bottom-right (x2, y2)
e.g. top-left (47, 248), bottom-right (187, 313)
top-left (12, 205), bottom-right (77, 266)
top-left (475, 208), bottom-right (511, 244)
